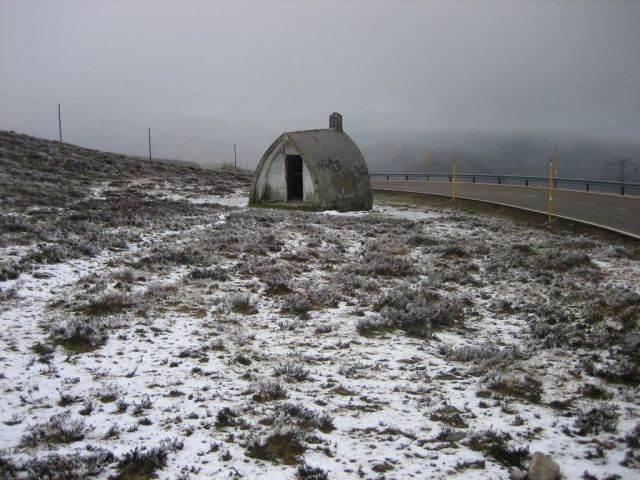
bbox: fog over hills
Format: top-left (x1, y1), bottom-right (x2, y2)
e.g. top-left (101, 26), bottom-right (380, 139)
top-left (359, 131), bottom-right (640, 181)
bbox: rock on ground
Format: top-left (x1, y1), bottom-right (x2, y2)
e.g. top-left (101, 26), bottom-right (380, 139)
top-left (528, 452), bottom-right (560, 480)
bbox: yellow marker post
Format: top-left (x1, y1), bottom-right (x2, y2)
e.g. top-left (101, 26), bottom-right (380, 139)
top-left (452, 159), bottom-right (457, 202)
top-left (547, 158), bottom-right (554, 224)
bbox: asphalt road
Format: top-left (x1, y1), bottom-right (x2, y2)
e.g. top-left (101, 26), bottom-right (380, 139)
top-left (371, 179), bottom-right (640, 239)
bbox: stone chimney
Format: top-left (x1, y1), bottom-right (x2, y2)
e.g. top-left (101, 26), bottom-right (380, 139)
top-left (329, 112), bottom-right (343, 132)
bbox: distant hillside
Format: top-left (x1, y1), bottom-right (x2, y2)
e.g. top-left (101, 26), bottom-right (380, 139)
top-left (360, 131), bottom-right (640, 181)
top-left (0, 130), bottom-right (252, 209)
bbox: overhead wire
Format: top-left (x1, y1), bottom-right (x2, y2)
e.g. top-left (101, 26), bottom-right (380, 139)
top-left (0, 92), bottom-right (57, 109)
top-left (60, 107), bottom-right (146, 131)
top-left (0, 91), bottom-right (252, 153)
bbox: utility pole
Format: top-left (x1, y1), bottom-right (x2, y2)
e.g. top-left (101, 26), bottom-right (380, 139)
top-left (58, 103), bottom-right (62, 142)
top-left (234, 144), bottom-right (237, 172)
top-left (607, 157), bottom-right (636, 183)
top-left (148, 128), bottom-right (152, 161)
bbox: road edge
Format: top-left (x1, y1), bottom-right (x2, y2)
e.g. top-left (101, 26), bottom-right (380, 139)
top-left (373, 187), bottom-right (640, 241)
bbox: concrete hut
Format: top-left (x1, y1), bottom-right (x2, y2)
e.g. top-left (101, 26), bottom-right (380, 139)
top-left (249, 113), bottom-right (372, 211)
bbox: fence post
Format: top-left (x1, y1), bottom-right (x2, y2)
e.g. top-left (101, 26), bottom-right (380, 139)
top-left (452, 160), bottom-right (457, 202)
top-left (58, 103), bottom-right (62, 142)
top-left (548, 158), bottom-right (554, 224)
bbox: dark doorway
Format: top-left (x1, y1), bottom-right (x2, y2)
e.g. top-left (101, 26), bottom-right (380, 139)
top-left (285, 155), bottom-right (303, 201)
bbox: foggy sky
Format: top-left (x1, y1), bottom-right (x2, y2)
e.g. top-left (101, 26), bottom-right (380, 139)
top-left (1, 0), bottom-right (639, 166)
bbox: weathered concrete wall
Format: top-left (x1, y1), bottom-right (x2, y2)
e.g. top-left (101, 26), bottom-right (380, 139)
top-left (251, 138), bottom-right (286, 202)
top-left (284, 130), bottom-right (372, 211)
top-left (302, 161), bottom-right (317, 203)
top-left (261, 151), bottom-right (286, 201)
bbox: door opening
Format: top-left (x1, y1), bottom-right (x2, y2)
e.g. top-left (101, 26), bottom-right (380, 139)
top-left (286, 155), bottom-right (303, 201)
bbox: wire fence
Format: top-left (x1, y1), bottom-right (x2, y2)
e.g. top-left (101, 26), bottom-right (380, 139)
top-left (0, 92), bottom-right (258, 171)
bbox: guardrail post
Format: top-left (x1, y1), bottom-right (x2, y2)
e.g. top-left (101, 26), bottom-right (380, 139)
top-left (386, 175), bottom-right (389, 180)
top-left (472, 176), bottom-right (475, 183)
top-left (448, 176), bottom-right (451, 182)
top-left (498, 177), bottom-right (502, 185)
top-left (525, 179), bottom-right (529, 186)
top-left (586, 183), bottom-right (589, 192)
top-left (405, 175), bottom-right (408, 181)
top-left (621, 186), bottom-right (625, 195)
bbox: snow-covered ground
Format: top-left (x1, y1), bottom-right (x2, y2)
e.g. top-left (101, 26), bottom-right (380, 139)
top-left (1, 185), bottom-right (639, 480)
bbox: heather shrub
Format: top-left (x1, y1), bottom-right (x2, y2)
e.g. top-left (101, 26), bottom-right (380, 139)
top-left (245, 425), bottom-right (305, 465)
top-left (356, 314), bottom-right (392, 336)
top-left (465, 428), bottom-right (529, 468)
top-left (22, 412), bottom-right (94, 446)
top-left (573, 403), bottom-right (619, 436)
top-left (47, 316), bottom-right (112, 352)
top-left (113, 446), bottom-right (168, 480)
top-left (21, 448), bottom-right (115, 480)
top-left (280, 293), bottom-right (312, 318)
top-left (215, 407), bottom-right (240, 429)
top-left (539, 250), bottom-right (595, 272)
top-left (373, 288), bottom-right (464, 337)
top-left (188, 267), bottom-right (229, 281)
top-left (349, 251), bottom-right (415, 277)
top-left (82, 291), bottom-right (138, 316)
top-left (483, 370), bottom-right (543, 403)
top-left (0, 260), bottom-right (21, 281)
top-left (297, 460), bottom-right (329, 480)
top-left (252, 378), bottom-right (287, 402)
top-left (273, 362), bottom-right (310, 382)
top-left (275, 402), bottom-right (335, 433)
top-left (446, 342), bottom-right (527, 364)
top-left (227, 292), bottom-right (258, 315)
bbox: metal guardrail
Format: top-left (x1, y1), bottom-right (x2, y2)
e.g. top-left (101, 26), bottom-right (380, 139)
top-left (370, 173), bottom-right (640, 196)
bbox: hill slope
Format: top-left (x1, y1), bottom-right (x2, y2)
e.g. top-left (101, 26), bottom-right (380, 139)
top-left (0, 130), bottom-right (251, 210)
top-left (0, 131), bottom-right (251, 282)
